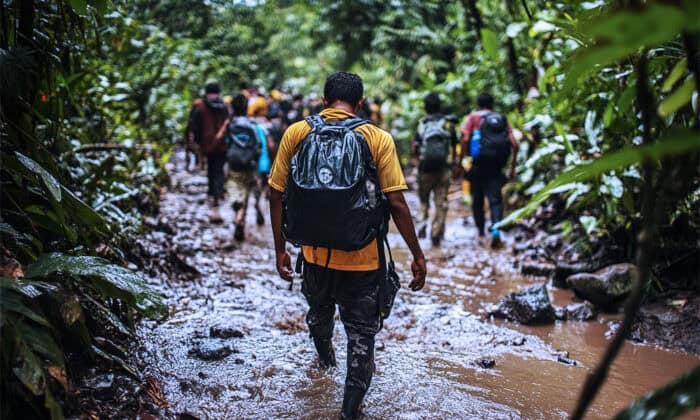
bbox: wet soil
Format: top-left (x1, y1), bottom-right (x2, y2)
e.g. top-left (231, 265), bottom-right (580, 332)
top-left (135, 150), bottom-right (700, 419)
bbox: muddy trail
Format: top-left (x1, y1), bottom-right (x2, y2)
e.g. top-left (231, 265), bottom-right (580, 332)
top-left (134, 150), bottom-right (699, 419)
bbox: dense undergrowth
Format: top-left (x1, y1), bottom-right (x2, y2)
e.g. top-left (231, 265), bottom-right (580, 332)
top-left (1, 0), bottom-right (699, 418)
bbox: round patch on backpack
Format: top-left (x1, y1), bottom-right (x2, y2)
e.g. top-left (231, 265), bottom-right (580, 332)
top-left (317, 166), bottom-right (334, 185)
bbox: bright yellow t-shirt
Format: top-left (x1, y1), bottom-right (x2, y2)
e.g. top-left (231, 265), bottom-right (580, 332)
top-left (268, 108), bottom-right (407, 271)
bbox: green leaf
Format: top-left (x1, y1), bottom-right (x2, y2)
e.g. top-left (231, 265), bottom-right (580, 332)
top-left (0, 281), bottom-right (52, 327)
top-left (25, 253), bottom-right (166, 317)
top-left (658, 78), bottom-right (696, 117)
top-left (498, 130), bottom-right (700, 227)
top-left (67, 0), bottom-right (87, 15)
top-left (562, 3), bottom-right (687, 94)
top-left (480, 28), bottom-right (499, 61)
top-left (662, 58), bottom-right (688, 92)
top-left (615, 365), bottom-right (700, 420)
top-left (88, 0), bottom-right (109, 14)
top-left (13, 342), bottom-right (46, 396)
top-left (15, 152), bottom-right (61, 202)
top-left (617, 82), bottom-right (636, 115)
top-left (9, 315), bottom-right (64, 365)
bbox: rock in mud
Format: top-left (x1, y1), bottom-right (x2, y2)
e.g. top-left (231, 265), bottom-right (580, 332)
top-left (188, 341), bottom-right (235, 361)
top-left (476, 357), bottom-right (496, 368)
top-left (83, 373), bottom-right (115, 399)
top-left (557, 353), bottom-right (577, 366)
top-left (566, 263), bottom-right (638, 310)
top-left (630, 296), bottom-right (700, 354)
top-left (489, 283), bottom-right (555, 325)
top-left (564, 301), bottom-right (597, 321)
top-left (521, 261), bottom-right (555, 277)
top-left (210, 325), bottom-right (245, 339)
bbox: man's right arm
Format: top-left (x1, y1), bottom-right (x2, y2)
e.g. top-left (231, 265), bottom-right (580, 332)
top-left (386, 191), bottom-right (426, 291)
top-left (270, 188), bottom-right (293, 281)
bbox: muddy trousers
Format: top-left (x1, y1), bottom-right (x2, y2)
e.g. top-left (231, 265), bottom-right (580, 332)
top-left (302, 263), bottom-right (380, 394)
top-left (206, 153), bottom-right (226, 199)
top-left (470, 173), bottom-right (506, 235)
top-left (417, 168), bottom-right (450, 241)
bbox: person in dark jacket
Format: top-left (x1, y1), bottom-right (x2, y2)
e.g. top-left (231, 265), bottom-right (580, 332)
top-left (187, 82), bottom-right (229, 210)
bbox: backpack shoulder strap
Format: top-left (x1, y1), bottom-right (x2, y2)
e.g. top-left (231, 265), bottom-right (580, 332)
top-left (341, 117), bottom-right (369, 131)
top-left (305, 115), bottom-right (325, 131)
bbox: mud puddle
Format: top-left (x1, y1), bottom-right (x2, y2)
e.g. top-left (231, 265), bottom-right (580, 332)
top-left (136, 150), bottom-right (699, 419)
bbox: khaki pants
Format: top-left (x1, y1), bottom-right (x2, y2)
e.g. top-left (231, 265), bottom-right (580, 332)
top-left (417, 168), bottom-right (450, 241)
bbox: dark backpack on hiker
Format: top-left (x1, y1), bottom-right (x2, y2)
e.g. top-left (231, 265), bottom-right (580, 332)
top-left (476, 112), bottom-right (511, 169)
top-left (417, 116), bottom-right (451, 172)
top-left (226, 117), bottom-right (261, 171)
top-left (283, 115), bottom-right (386, 251)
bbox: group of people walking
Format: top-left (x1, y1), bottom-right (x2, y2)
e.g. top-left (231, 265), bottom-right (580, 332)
top-left (185, 73), bottom-right (516, 419)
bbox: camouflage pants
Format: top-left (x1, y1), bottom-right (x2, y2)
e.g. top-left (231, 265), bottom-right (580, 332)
top-left (302, 262), bottom-right (381, 392)
top-left (227, 170), bottom-right (256, 216)
top-left (417, 168), bottom-right (451, 241)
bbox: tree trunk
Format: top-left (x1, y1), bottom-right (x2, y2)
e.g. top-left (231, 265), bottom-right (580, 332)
top-left (462, 0), bottom-right (483, 41)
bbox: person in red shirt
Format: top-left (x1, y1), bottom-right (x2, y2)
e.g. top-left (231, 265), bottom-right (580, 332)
top-left (459, 93), bottom-right (519, 248)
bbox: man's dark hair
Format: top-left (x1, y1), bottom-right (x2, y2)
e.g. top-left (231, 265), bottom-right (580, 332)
top-left (424, 93), bottom-right (441, 114)
top-left (477, 92), bottom-right (494, 109)
top-left (205, 81), bottom-right (221, 94)
top-left (232, 94), bottom-right (248, 116)
top-left (323, 72), bottom-right (364, 107)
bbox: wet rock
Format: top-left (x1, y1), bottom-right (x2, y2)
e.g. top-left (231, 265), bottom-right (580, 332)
top-left (557, 353), bottom-right (577, 366)
top-left (210, 325), bottom-right (245, 339)
top-left (521, 261), bottom-right (555, 277)
top-left (178, 412), bottom-right (202, 420)
top-left (476, 357), bottom-right (496, 368)
top-left (83, 373), bottom-right (115, 399)
top-left (511, 337), bottom-right (526, 346)
top-left (554, 307), bottom-right (566, 321)
top-left (188, 341), bottom-right (234, 361)
top-left (630, 296), bottom-right (700, 354)
top-left (234, 358), bottom-right (245, 365)
top-left (543, 234), bottom-right (562, 251)
top-left (566, 263), bottom-right (638, 310)
top-left (564, 301), bottom-right (597, 321)
top-left (489, 283), bottom-right (555, 325)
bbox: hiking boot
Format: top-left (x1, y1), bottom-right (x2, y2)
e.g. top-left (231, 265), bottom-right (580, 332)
top-left (340, 387), bottom-right (365, 420)
top-left (234, 224), bottom-right (245, 242)
top-left (431, 237), bottom-right (441, 247)
top-left (417, 225), bottom-right (427, 239)
top-left (490, 234), bottom-right (503, 249)
top-left (477, 227), bottom-right (485, 237)
top-left (209, 209), bottom-right (223, 224)
top-left (312, 337), bottom-right (336, 369)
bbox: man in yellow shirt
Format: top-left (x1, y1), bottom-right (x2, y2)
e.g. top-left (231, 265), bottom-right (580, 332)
top-left (268, 72), bottom-right (426, 419)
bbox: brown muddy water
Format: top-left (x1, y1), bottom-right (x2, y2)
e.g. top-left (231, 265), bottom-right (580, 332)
top-left (136, 150), bottom-right (699, 419)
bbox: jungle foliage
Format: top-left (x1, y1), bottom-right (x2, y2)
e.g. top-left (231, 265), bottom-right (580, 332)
top-left (1, 0), bottom-right (699, 418)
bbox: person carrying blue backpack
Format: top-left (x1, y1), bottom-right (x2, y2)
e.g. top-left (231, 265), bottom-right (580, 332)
top-left (215, 94), bottom-right (263, 241)
top-left (458, 93), bottom-right (519, 249)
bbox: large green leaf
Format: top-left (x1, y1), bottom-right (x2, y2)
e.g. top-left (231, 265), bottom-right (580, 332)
top-left (25, 253), bottom-right (166, 317)
top-left (662, 58), bottom-right (688, 93)
top-left (480, 28), bottom-right (499, 61)
top-left (498, 130), bottom-right (700, 227)
top-left (67, 0), bottom-right (87, 15)
top-left (0, 281), bottom-right (52, 327)
top-left (562, 3), bottom-right (692, 94)
top-left (615, 365), bottom-right (700, 419)
top-left (14, 152), bottom-right (62, 202)
top-left (658, 78), bottom-right (696, 117)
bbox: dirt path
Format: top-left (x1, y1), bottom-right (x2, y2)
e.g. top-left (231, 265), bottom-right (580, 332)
top-left (135, 150), bottom-right (699, 419)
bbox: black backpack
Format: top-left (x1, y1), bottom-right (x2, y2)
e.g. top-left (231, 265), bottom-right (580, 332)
top-left (283, 115), bottom-right (386, 251)
top-left (476, 112), bottom-right (511, 168)
top-left (226, 117), bottom-right (261, 171)
top-left (417, 116), bottom-right (451, 172)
